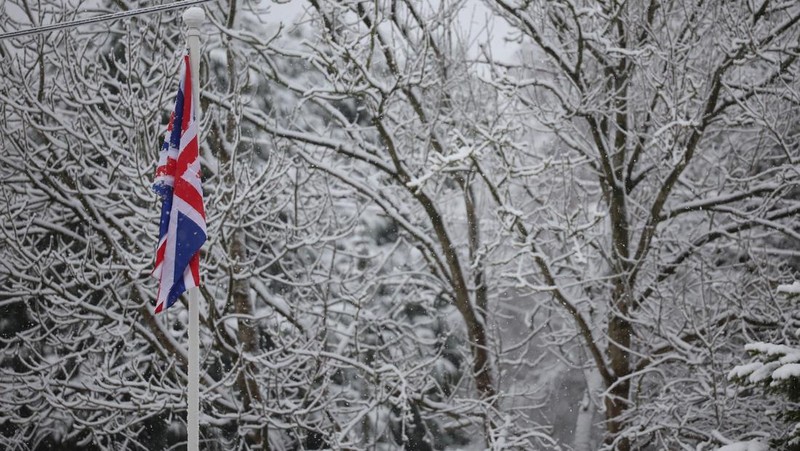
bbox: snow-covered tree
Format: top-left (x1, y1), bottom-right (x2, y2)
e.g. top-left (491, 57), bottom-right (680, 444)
top-left (483, 0), bottom-right (800, 448)
top-left (729, 282), bottom-right (800, 450)
top-left (207, 0), bottom-right (567, 447)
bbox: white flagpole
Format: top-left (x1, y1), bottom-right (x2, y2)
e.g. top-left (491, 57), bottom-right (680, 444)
top-left (183, 7), bottom-right (204, 451)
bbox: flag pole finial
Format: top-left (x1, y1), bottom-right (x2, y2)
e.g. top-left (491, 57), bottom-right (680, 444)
top-left (182, 6), bottom-right (205, 28)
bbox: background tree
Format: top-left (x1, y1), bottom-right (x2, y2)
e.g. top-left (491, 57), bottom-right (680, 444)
top-left (212, 0), bottom-right (559, 446)
top-left (484, 0), bottom-right (800, 448)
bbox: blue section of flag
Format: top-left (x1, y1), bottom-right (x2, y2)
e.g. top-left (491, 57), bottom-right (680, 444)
top-left (169, 86), bottom-right (185, 150)
top-left (164, 211), bottom-right (205, 309)
top-left (157, 186), bottom-right (172, 243)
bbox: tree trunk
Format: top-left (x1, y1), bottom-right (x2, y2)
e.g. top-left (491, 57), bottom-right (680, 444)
top-left (231, 228), bottom-right (270, 450)
top-left (606, 176), bottom-right (632, 449)
top-left (605, 281), bottom-right (632, 451)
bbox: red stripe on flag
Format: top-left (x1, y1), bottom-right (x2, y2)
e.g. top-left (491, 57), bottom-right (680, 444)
top-left (174, 182), bottom-right (205, 216)
top-left (155, 158), bottom-right (177, 178)
top-left (190, 253), bottom-right (200, 286)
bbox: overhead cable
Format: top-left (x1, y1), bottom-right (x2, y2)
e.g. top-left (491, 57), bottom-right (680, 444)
top-left (0, 0), bottom-right (213, 40)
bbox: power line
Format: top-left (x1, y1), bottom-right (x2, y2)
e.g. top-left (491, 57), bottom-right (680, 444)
top-left (0, 0), bottom-right (213, 40)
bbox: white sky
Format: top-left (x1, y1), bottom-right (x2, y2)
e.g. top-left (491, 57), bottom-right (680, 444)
top-left (263, 0), bottom-right (518, 65)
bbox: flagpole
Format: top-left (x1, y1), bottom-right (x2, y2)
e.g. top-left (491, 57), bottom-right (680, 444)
top-left (183, 7), bottom-right (204, 451)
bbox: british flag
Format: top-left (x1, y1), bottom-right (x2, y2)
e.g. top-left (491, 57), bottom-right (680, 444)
top-left (152, 55), bottom-right (206, 314)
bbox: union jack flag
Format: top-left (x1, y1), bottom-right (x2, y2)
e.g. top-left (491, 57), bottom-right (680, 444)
top-left (152, 55), bottom-right (206, 314)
